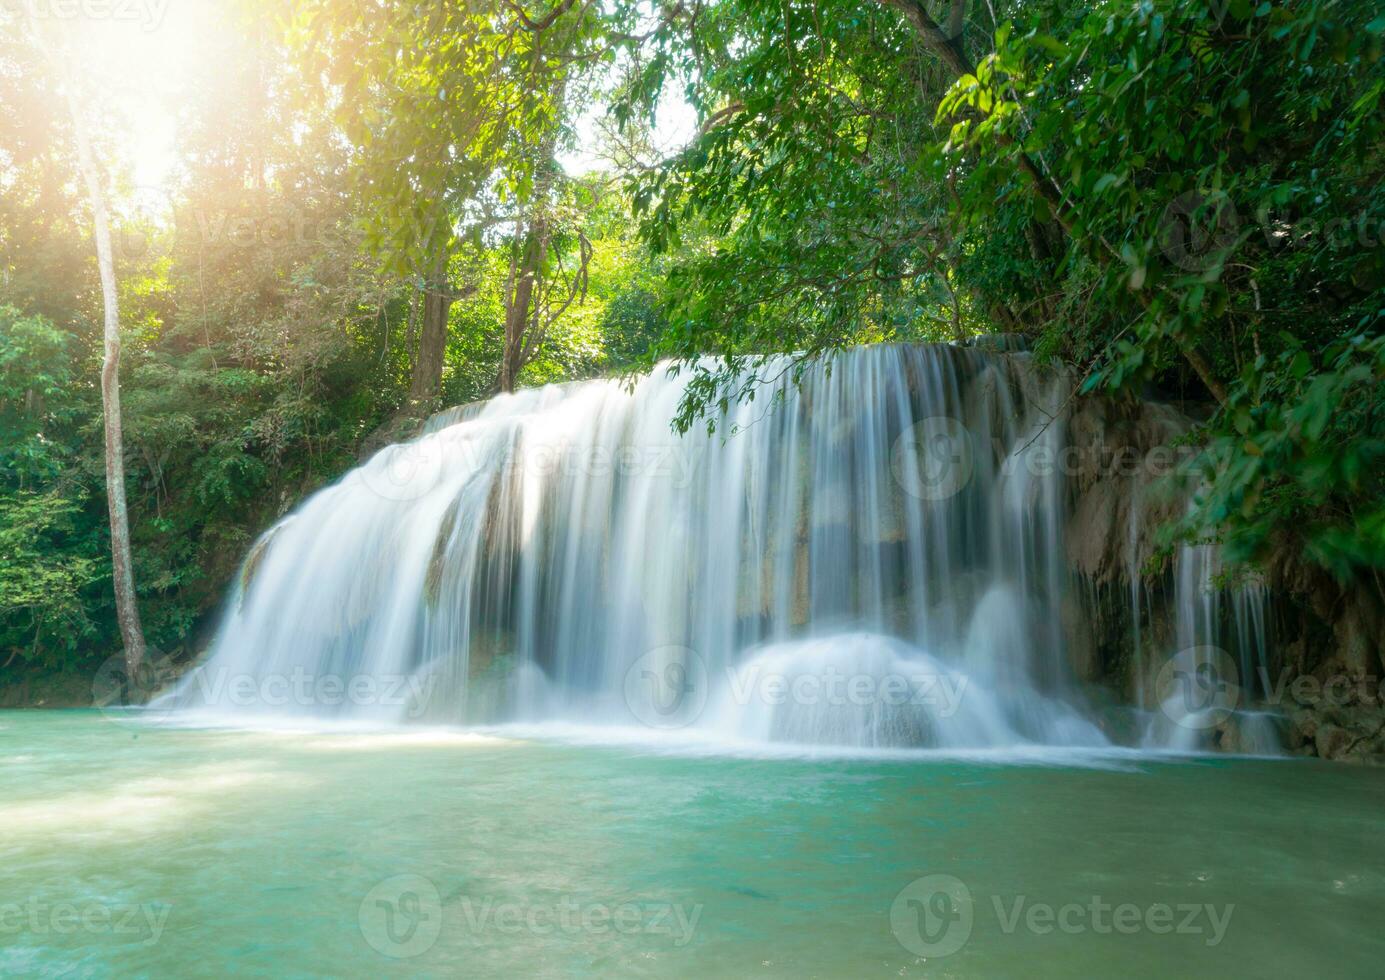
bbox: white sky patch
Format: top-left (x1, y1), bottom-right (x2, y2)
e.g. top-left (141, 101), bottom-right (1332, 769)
top-left (560, 88), bottom-right (699, 176)
top-left (61, 0), bottom-right (694, 206)
top-left (50, 0), bottom-right (214, 192)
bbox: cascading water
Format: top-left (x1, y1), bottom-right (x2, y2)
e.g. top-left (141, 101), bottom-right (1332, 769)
top-left (164, 343), bottom-right (1272, 753)
top-left (1141, 531), bottom-right (1280, 753)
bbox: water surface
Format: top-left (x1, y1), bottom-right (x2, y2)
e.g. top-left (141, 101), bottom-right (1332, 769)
top-left (3, 711), bottom-right (1382, 977)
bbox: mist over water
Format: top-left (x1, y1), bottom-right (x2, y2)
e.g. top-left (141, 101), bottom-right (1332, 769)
top-left (165, 343), bottom-right (1268, 753)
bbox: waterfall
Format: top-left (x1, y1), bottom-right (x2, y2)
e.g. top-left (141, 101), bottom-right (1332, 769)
top-left (164, 343), bottom-right (1269, 752)
top-left (1127, 479), bottom-right (1147, 709)
top-left (1141, 522), bottom-right (1278, 753)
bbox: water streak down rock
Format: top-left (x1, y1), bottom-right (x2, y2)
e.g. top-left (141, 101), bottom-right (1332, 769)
top-left (167, 344), bottom-right (1301, 752)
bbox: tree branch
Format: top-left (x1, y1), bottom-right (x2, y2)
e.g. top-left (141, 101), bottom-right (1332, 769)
top-left (877, 0), bottom-right (1226, 406)
top-left (698, 101), bottom-right (745, 135)
top-left (504, 0), bottom-right (577, 33)
top-left (877, 0), bottom-right (970, 77)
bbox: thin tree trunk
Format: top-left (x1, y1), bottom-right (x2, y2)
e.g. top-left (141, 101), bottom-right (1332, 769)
top-left (408, 251), bottom-right (454, 410)
top-left (62, 76), bottom-right (146, 674)
top-left (498, 215), bottom-right (548, 393)
top-left (497, 62), bottom-right (568, 394)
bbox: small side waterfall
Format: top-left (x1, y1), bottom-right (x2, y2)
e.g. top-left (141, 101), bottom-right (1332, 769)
top-left (166, 343), bottom-right (1277, 753)
top-left (1141, 533), bottom-right (1278, 752)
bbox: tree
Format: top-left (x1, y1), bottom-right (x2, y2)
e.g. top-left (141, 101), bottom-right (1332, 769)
top-left (23, 19), bottom-right (147, 673)
top-left (293, 0), bottom-right (614, 403)
top-left (496, 76), bottom-right (593, 393)
top-left (634, 0), bottom-right (1382, 576)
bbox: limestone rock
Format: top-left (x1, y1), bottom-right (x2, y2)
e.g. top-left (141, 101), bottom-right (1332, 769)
top-left (1315, 723), bottom-right (1355, 760)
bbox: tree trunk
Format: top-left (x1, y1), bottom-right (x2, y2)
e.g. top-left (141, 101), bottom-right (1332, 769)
top-left (63, 78), bottom-right (146, 675)
top-left (498, 216), bottom-right (548, 393)
top-left (408, 251), bottom-right (454, 410)
top-left (496, 66), bottom-right (567, 395)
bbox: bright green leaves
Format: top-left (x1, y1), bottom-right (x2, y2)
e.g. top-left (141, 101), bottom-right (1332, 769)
top-left (936, 49), bottom-right (1025, 153)
top-left (0, 307), bottom-right (78, 487)
top-left (618, 0), bottom-right (973, 426)
top-left (0, 308), bottom-right (103, 661)
top-left (918, 0), bottom-right (1384, 574)
top-left (1182, 330), bottom-right (1385, 576)
top-left (0, 489), bottom-right (102, 663)
top-left (298, 0), bottom-right (609, 279)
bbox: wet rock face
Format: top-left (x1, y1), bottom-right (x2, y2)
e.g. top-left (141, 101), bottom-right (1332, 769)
top-left (1064, 396), bottom-right (1190, 585)
top-left (1263, 542), bottom-right (1385, 680)
top-left (1282, 683), bottom-right (1385, 763)
top-left (966, 333), bottom-right (1031, 354)
top-left (1059, 390), bottom-right (1384, 762)
top-left (1212, 711), bottom-right (1286, 755)
top-left (1239, 538), bottom-right (1383, 762)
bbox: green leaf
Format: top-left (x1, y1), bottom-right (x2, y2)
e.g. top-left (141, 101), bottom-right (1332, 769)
top-left (1030, 34), bottom-right (1070, 57)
